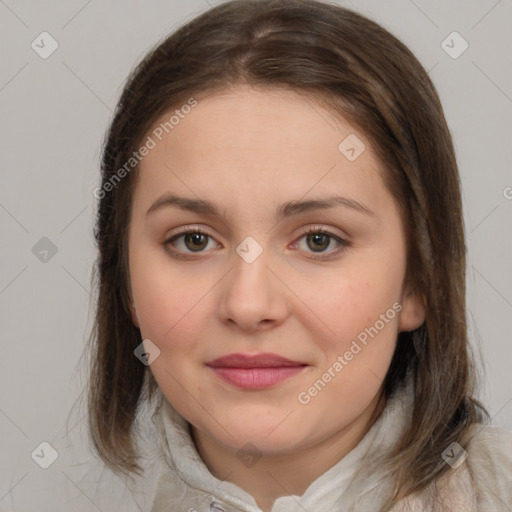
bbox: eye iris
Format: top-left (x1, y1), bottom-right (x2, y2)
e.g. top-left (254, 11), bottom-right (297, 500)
top-left (307, 233), bottom-right (329, 252)
top-left (185, 233), bottom-right (208, 251)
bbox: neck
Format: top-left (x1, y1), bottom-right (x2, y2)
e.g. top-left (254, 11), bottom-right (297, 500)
top-left (191, 392), bottom-right (384, 512)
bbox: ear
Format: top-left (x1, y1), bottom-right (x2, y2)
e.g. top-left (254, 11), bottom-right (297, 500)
top-left (398, 288), bottom-right (426, 332)
top-left (129, 300), bottom-right (140, 328)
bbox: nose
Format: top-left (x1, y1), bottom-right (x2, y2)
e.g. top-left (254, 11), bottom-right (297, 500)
top-left (217, 240), bottom-right (290, 333)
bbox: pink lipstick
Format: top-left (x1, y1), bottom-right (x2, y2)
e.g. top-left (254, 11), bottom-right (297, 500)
top-left (205, 353), bottom-right (308, 389)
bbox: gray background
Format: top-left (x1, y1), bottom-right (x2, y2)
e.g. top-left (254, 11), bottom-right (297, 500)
top-left (1, 0), bottom-right (511, 510)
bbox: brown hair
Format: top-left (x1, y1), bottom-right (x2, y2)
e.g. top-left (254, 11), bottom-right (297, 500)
top-left (87, 0), bottom-right (488, 505)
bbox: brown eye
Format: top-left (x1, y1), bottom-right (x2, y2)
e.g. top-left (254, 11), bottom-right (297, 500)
top-left (294, 226), bottom-right (349, 260)
top-left (183, 232), bottom-right (209, 251)
top-left (165, 229), bottom-right (217, 255)
top-left (306, 232), bottom-right (331, 252)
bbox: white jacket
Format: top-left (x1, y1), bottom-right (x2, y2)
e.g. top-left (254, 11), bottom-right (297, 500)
top-left (6, 379), bottom-right (511, 511)
top-left (122, 379), bottom-right (512, 512)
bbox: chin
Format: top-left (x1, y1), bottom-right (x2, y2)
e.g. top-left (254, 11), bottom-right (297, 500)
top-left (203, 415), bottom-right (313, 453)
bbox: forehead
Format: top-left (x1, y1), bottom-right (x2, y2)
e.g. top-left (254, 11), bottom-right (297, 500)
top-left (152, 86), bottom-right (358, 158)
top-left (133, 86), bottom-right (388, 215)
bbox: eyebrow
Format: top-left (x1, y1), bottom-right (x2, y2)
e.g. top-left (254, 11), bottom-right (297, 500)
top-left (146, 193), bottom-right (375, 220)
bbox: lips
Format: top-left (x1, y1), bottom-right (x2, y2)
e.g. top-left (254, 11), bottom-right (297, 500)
top-left (207, 353), bottom-right (306, 368)
top-left (206, 353), bottom-right (308, 389)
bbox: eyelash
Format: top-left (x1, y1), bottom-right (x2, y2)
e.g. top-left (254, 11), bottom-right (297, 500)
top-left (164, 225), bottom-right (349, 260)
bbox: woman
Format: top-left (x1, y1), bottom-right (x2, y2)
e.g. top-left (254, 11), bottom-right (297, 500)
top-left (87, 1), bottom-right (512, 510)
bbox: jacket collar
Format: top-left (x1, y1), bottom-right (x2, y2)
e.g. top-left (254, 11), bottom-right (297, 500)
top-left (149, 377), bottom-right (417, 511)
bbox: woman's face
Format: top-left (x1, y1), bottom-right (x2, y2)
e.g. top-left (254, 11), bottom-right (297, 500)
top-left (128, 86), bottom-right (425, 456)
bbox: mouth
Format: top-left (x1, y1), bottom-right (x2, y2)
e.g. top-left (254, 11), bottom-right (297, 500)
top-left (205, 353), bottom-right (309, 390)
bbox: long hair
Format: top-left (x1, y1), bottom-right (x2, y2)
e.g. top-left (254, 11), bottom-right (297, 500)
top-left (87, 0), bottom-right (488, 505)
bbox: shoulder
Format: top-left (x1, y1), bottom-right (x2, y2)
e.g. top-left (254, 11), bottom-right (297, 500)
top-left (390, 425), bottom-right (512, 512)
top-left (467, 423), bottom-right (512, 469)
top-left (466, 423), bottom-right (512, 509)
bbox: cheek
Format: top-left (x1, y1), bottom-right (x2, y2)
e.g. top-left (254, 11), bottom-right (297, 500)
top-left (129, 247), bottom-right (207, 341)
top-left (296, 261), bottom-right (404, 409)
top-left (299, 305), bottom-right (400, 427)
top-left (297, 262), bottom-right (404, 347)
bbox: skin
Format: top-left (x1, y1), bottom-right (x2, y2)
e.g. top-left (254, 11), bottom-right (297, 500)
top-left (127, 85), bottom-right (425, 511)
